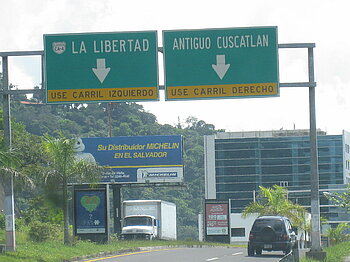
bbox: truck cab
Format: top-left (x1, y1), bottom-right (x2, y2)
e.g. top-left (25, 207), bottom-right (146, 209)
top-left (120, 215), bottom-right (157, 240)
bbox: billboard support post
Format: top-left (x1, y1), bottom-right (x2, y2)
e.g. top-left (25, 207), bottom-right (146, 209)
top-left (112, 185), bottom-right (122, 234)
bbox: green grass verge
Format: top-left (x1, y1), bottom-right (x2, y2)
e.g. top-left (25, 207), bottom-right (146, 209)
top-left (0, 231), bottom-right (234, 262)
top-left (300, 241), bottom-right (350, 262)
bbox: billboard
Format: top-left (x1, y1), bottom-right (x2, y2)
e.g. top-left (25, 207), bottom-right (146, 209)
top-left (74, 188), bottom-right (107, 235)
top-left (75, 135), bottom-right (183, 184)
top-left (205, 202), bottom-right (229, 235)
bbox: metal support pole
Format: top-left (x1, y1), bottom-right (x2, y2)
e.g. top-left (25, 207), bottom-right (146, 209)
top-left (308, 47), bottom-right (321, 251)
top-left (306, 47), bottom-right (326, 260)
top-left (112, 185), bottom-right (122, 234)
top-left (1, 56), bottom-right (16, 252)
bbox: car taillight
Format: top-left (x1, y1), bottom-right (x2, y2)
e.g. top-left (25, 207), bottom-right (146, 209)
top-left (249, 233), bottom-right (255, 240)
top-left (282, 234), bottom-right (289, 241)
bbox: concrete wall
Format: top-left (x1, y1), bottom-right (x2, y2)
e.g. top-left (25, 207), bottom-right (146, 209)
top-left (230, 213), bottom-right (258, 243)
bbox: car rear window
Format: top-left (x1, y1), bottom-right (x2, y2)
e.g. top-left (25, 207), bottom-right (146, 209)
top-left (252, 219), bottom-right (284, 232)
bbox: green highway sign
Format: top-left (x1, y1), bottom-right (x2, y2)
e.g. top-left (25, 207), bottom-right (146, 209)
top-left (163, 27), bottom-right (279, 100)
top-left (44, 31), bottom-right (159, 103)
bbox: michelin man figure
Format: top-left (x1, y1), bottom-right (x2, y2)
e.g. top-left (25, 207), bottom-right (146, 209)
top-left (73, 138), bottom-right (96, 164)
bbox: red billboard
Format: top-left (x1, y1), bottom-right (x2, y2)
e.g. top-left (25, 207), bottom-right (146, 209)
top-left (205, 203), bottom-right (229, 235)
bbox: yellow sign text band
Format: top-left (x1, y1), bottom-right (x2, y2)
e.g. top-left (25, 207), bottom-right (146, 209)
top-left (48, 87), bottom-right (158, 102)
top-left (167, 83), bottom-right (278, 99)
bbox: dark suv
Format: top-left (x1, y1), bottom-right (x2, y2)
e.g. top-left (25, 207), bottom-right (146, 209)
top-left (247, 216), bottom-right (297, 256)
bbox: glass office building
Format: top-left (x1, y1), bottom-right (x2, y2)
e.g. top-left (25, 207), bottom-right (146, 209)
top-left (204, 130), bottom-right (350, 224)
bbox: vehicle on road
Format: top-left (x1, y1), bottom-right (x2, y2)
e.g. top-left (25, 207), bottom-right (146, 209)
top-left (120, 200), bottom-right (176, 240)
top-left (247, 215), bottom-right (297, 256)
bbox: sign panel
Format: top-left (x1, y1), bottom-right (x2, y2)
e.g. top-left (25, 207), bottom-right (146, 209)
top-left (75, 135), bottom-right (183, 184)
top-left (163, 27), bottom-right (279, 100)
top-left (44, 31), bottom-right (158, 103)
top-left (74, 189), bottom-right (107, 234)
top-left (205, 202), bottom-right (229, 235)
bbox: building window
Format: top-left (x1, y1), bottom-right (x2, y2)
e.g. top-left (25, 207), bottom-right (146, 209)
top-left (280, 181), bottom-right (289, 187)
top-left (231, 228), bottom-right (245, 237)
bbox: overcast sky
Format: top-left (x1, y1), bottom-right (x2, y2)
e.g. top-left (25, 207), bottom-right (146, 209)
top-left (1, 0), bottom-right (349, 135)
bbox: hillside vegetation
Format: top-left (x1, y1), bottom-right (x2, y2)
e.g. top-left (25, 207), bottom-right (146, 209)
top-left (1, 91), bottom-right (223, 240)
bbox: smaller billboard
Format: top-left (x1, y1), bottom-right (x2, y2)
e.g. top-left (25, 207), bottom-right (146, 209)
top-left (74, 189), bottom-right (107, 234)
top-left (75, 135), bottom-right (183, 184)
top-left (205, 202), bottom-right (229, 235)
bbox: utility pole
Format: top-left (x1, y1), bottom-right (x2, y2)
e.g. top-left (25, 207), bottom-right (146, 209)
top-left (1, 50), bottom-right (43, 252)
top-left (1, 56), bottom-right (16, 252)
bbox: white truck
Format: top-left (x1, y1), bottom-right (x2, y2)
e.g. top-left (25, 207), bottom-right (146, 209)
top-left (120, 200), bottom-right (177, 240)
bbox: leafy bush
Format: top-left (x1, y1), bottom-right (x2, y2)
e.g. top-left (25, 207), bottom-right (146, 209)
top-left (0, 214), bottom-right (4, 230)
top-left (28, 221), bottom-right (61, 242)
top-left (326, 222), bottom-right (350, 245)
top-left (21, 196), bottom-right (63, 225)
top-left (177, 225), bottom-right (198, 240)
top-left (15, 217), bottom-right (31, 232)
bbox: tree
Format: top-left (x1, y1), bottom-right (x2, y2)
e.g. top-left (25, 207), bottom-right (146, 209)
top-left (324, 185), bottom-right (350, 212)
top-left (241, 185), bottom-right (307, 227)
top-left (0, 149), bottom-right (28, 251)
top-left (42, 133), bottom-right (102, 245)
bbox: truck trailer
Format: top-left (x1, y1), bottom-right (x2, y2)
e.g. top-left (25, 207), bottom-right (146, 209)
top-left (120, 200), bottom-right (176, 240)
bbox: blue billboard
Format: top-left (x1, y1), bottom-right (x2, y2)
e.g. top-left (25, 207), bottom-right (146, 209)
top-left (74, 189), bottom-right (107, 234)
top-left (74, 135), bottom-right (184, 183)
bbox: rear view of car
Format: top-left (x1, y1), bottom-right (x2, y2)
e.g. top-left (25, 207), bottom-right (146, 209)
top-left (247, 216), bottom-right (297, 256)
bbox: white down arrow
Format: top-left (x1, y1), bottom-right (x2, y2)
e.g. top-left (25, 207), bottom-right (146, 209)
top-left (92, 58), bottom-right (110, 83)
top-left (212, 55), bottom-right (230, 80)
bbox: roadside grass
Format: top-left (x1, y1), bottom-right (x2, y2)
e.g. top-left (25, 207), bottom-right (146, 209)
top-left (3, 229), bottom-right (350, 262)
top-left (300, 241), bottom-right (350, 262)
top-left (0, 230), bottom-right (234, 262)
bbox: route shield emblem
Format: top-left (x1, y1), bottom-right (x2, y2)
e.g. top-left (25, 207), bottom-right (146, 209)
top-left (52, 42), bottom-right (66, 54)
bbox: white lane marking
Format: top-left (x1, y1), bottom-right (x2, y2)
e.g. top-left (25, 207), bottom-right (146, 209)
top-left (232, 252), bottom-right (243, 256)
top-left (206, 258), bottom-right (219, 261)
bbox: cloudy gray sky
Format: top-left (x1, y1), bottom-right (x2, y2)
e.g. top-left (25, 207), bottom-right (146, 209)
top-left (1, 0), bottom-right (349, 134)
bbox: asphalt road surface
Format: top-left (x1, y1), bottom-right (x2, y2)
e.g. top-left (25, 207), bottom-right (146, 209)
top-left (81, 247), bottom-right (286, 262)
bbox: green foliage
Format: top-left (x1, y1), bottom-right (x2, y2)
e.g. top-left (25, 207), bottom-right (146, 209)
top-left (0, 213), bottom-right (4, 230)
top-left (301, 241), bottom-right (350, 262)
top-left (42, 133), bottom-right (102, 185)
top-left (326, 222), bottom-right (350, 245)
top-left (42, 133), bottom-right (103, 245)
top-left (4, 98), bottom-right (223, 242)
top-left (324, 184), bottom-right (350, 212)
top-left (242, 185), bottom-right (307, 227)
top-left (178, 225), bottom-right (198, 240)
top-left (28, 221), bottom-right (61, 242)
top-left (20, 196), bottom-right (63, 225)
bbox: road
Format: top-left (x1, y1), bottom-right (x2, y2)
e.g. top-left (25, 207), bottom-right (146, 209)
top-left (81, 247), bottom-right (286, 262)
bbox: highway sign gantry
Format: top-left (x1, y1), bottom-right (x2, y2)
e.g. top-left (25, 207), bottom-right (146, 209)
top-left (44, 31), bottom-right (159, 104)
top-left (163, 27), bottom-right (279, 100)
